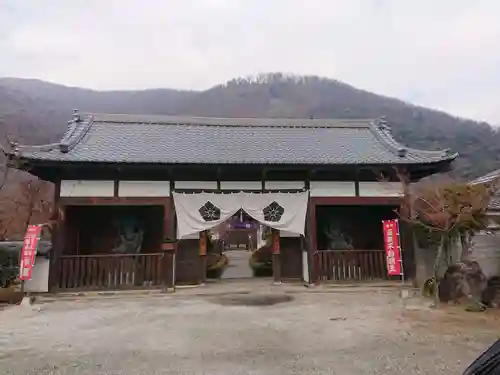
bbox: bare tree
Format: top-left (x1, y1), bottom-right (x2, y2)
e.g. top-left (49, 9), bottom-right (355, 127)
top-left (17, 179), bottom-right (52, 232)
top-left (0, 178), bottom-right (52, 240)
top-left (0, 198), bottom-right (16, 241)
top-left (0, 140), bottom-right (10, 193)
top-left (0, 137), bottom-right (14, 239)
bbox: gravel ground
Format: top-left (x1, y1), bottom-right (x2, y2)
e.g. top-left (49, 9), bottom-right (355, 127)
top-left (0, 287), bottom-right (499, 375)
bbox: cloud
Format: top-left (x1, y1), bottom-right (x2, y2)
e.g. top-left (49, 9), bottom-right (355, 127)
top-left (1, 0), bottom-right (500, 124)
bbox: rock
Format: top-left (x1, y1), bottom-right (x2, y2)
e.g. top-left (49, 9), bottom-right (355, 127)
top-left (465, 301), bottom-right (487, 312)
top-left (438, 260), bottom-right (487, 304)
top-left (481, 276), bottom-right (500, 307)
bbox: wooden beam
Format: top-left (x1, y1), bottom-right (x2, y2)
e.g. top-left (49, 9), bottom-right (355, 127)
top-left (261, 169), bottom-right (268, 190)
top-left (113, 179), bottom-right (119, 198)
top-left (216, 167), bottom-right (222, 190)
top-left (354, 169), bottom-right (360, 196)
top-left (311, 197), bottom-right (401, 206)
top-left (58, 197), bottom-right (169, 206)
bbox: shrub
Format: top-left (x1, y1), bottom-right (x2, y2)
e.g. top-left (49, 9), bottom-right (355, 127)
top-left (0, 247), bottom-right (19, 288)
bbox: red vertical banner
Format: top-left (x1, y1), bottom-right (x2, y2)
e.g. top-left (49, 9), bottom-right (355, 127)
top-left (19, 225), bottom-right (43, 281)
top-left (382, 220), bottom-right (402, 276)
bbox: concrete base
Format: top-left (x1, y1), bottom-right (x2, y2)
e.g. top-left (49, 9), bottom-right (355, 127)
top-left (19, 295), bottom-right (36, 307)
top-left (303, 282), bottom-right (316, 288)
top-left (30, 280), bottom-right (418, 304)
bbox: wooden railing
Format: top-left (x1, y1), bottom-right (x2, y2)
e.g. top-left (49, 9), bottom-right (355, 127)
top-left (313, 250), bottom-right (388, 282)
top-left (58, 253), bottom-right (173, 290)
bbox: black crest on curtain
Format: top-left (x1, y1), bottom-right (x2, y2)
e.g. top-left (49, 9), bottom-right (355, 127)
top-left (199, 201), bottom-right (221, 221)
top-left (263, 201), bottom-right (284, 222)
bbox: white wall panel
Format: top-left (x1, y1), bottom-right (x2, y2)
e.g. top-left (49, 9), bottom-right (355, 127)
top-left (310, 181), bottom-right (355, 197)
top-left (302, 251), bottom-right (310, 283)
top-left (174, 181), bottom-right (217, 190)
top-left (471, 233), bottom-right (500, 278)
top-left (25, 258), bottom-right (50, 292)
top-left (60, 180), bottom-right (114, 197)
top-left (220, 181), bottom-right (262, 190)
top-left (119, 181), bottom-right (170, 197)
top-left (358, 182), bottom-right (402, 197)
top-left (264, 181), bottom-right (305, 190)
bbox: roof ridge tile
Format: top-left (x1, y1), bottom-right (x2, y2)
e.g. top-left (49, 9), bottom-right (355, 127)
top-left (85, 113), bottom-right (374, 129)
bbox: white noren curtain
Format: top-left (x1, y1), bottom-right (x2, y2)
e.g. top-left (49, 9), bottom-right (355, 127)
top-left (173, 191), bottom-right (309, 239)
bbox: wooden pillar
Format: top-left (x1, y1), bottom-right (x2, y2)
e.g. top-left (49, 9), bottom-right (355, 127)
top-left (199, 230), bottom-right (207, 284)
top-left (48, 179), bottom-right (60, 292)
top-left (169, 181), bottom-right (178, 288)
top-left (397, 167), bottom-right (417, 285)
top-left (307, 198), bottom-right (318, 283)
top-left (271, 229), bottom-right (281, 283)
top-left (160, 198), bottom-right (175, 289)
top-left (48, 205), bottom-right (65, 292)
top-left (162, 200), bottom-right (170, 240)
top-left (305, 196), bottom-right (316, 284)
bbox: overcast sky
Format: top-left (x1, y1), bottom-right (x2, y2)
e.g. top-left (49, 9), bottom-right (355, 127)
top-left (1, 0), bottom-right (499, 124)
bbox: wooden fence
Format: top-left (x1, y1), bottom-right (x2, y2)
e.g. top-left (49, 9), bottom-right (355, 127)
top-left (313, 250), bottom-right (388, 282)
top-left (58, 253), bottom-right (173, 290)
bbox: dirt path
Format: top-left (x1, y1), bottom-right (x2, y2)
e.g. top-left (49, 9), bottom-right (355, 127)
top-left (0, 289), bottom-right (498, 375)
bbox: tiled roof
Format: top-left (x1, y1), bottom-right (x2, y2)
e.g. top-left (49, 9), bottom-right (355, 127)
top-left (471, 168), bottom-right (500, 211)
top-left (470, 169), bottom-right (500, 186)
top-left (12, 113), bottom-right (457, 166)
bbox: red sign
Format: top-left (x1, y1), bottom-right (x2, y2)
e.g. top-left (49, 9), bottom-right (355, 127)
top-left (19, 225), bottom-right (43, 281)
top-left (382, 220), bottom-right (402, 276)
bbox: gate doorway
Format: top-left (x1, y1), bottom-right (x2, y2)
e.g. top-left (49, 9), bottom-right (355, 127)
top-left (218, 212), bottom-right (258, 279)
top-left (176, 210), bottom-right (276, 284)
top-left (173, 191), bottom-right (309, 286)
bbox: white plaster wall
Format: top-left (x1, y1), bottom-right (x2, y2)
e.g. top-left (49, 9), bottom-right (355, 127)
top-left (358, 181), bottom-right (403, 197)
top-left (265, 181), bottom-right (305, 190)
top-left (24, 258), bottom-right (50, 292)
top-left (174, 181), bottom-right (217, 190)
top-left (220, 181), bottom-right (262, 190)
top-left (310, 181), bottom-right (356, 197)
top-left (119, 181), bottom-right (170, 197)
top-left (302, 250), bottom-right (310, 283)
top-left (60, 180), bottom-right (114, 197)
top-left (471, 233), bottom-right (500, 278)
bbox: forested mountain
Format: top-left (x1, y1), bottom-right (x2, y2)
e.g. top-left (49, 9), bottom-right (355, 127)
top-left (1, 73), bottom-right (499, 179)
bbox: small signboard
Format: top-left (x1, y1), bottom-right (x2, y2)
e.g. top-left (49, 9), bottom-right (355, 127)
top-left (382, 219), bottom-right (402, 276)
top-left (19, 225), bottom-right (43, 281)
